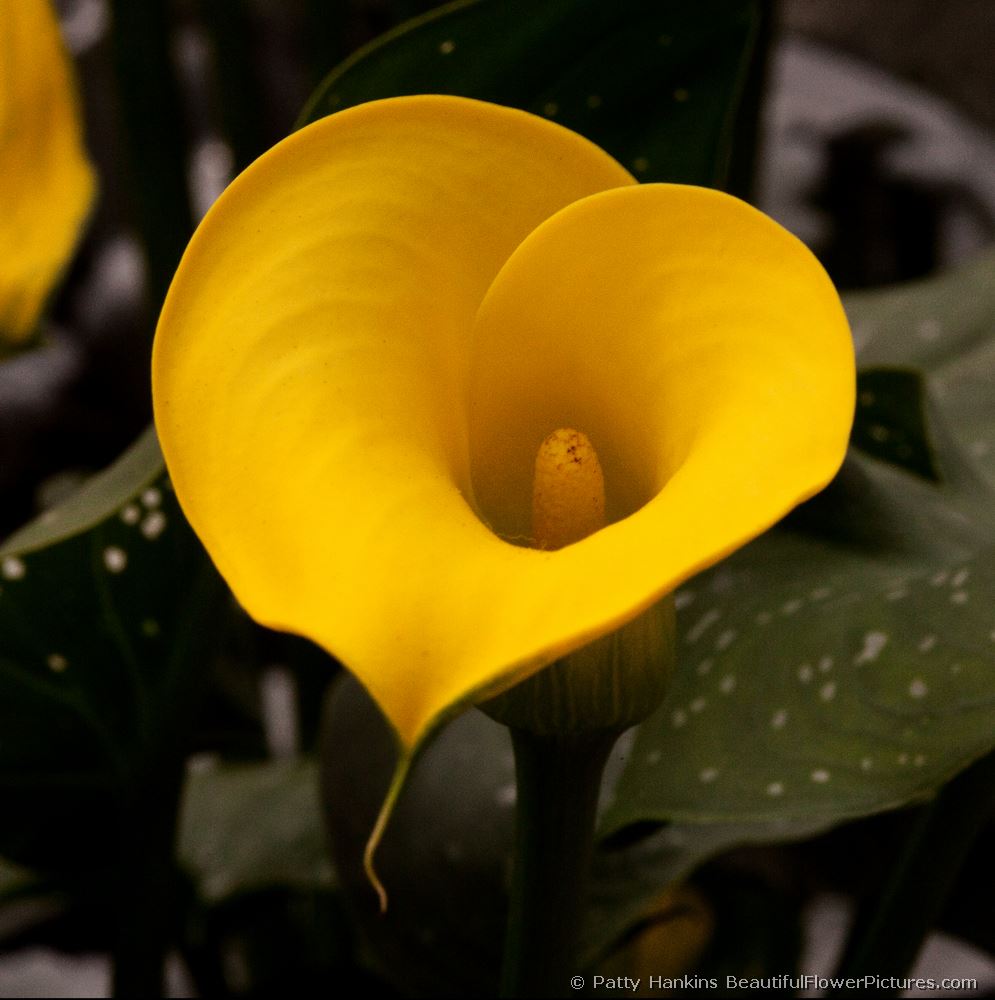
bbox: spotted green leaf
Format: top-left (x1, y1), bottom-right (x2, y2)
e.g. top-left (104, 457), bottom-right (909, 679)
top-left (603, 253), bottom-right (995, 835)
top-left (299, 0), bottom-right (766, 188)
top-left (0, 428), bottom-right (221, 873)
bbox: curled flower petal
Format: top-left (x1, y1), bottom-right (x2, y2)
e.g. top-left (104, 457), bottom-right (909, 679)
top-left (468, 183), bottom-right (854, 555)
top-left (153, 95), bottom-right (854, 750)
top-left (0, 0), bottom-right (96, 345)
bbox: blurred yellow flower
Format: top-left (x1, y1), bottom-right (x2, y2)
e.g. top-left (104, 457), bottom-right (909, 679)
top-left (0, 0), bottom-right (95, 346)
top-left (153, 95), bottom-right (854, 751)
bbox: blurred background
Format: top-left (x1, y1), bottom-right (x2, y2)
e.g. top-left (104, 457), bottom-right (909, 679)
top-left (1, 1), bottom-right (993, 996)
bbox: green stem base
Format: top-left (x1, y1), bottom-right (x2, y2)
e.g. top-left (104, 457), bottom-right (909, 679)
top-left (500, 729), bottom-right (616, 998)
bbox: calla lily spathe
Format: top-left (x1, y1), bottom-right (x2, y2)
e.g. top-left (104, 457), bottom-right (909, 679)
top-left (153, 95), bottom-right (855, 750)
top-left (0, 0), bottom-right (95, 346)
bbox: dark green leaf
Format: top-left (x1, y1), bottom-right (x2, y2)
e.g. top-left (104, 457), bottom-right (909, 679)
top-left (849, 247), bottom-right (995, 489)
top-left (299, 0), bottom-right (764, 188)
top-left (179, 757), bottom-right (334, 905)
top-left (0, 429), bottom-right (222, 873)
top-left (852, 369), bottom-right (940, 481)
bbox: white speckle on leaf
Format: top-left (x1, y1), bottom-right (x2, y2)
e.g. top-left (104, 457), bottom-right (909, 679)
top-left (755, 611), bottom-right (772, 625)
top-left (914, 754), bottom-right (926, 767)
top-left (898, 753), bottom-right (910, 765)
top-left (103, 547), bottom-right (127, 573)
top-left (699, 767), bottom-right (718, 783)
top-left (909, 678), bottom-right (928, 699)
top-left (141, 487), bottom-right (161, 508)
top-left (916, 317), bottom-right (941, 341)
top-left (781, 598), bottom-right (803, 615)
top-left (930, 570), bottom-right (949, 587)
top-left (798, 663), bottom-right (814, 683)
top-left (810, 587), bottom-right (833, 601)
top-left (819, 681), bottom-right (837, 702)
top-left (141, 511), bottom-right (167, 539)
top-left (854, 631), bottom-right (888, 665)
top-left (439, 39), bottom-right (455, 54)
top-left (696, 658), bottom-right (713, 676)
top-left (645, 750), bottom-right (662, 765)
top-left (861, 757), bottom-right (873, 771)
top-left (47, 654), bottom-right (68, 673)
top-left (766, 781), bottom-right (784, 797)
top-left (719, 674), bottom-right (736, 694)
top-left (120, 504), bottom-right (140, 525)
top-left (690, 697), bottom-right (707, 714)
top-left (715, 628), bottom-right (736, 651)
top-left (495, 783), bottom-right (516, 808)
top-left (770, 709), bottom-right (788, 730)
top-left (886, 587), bottom-right (908, 601)
top-left (674, 589), bottom-right (695, 610)
top-left (686, 608), bottom-right (721, 644)
top-left (1, 556), bottom-right (25, 580)
top-left (811, 769), bottom-right (831, 784)
top-left (818, 656), bottom-right (834, 673)
top-left (950, 590), bottom-right (969, 605)
top-left (671, 709), bottom-right (687, 728)
top-left (951, 568), bottom-right (970, 587)
top-left (918, 635), bottom-right (937, 653)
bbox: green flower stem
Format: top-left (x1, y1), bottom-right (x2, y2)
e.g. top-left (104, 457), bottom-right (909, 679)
top-left (831, 750), bottom-right (995, 994)
top-left (500, 728), bottom-right (617, 998)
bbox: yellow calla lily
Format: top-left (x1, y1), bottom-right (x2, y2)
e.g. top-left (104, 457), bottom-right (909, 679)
top-left (1, 0), bottom-right (95, 346)
top-left (153, 95), bottom-right (854, 753)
